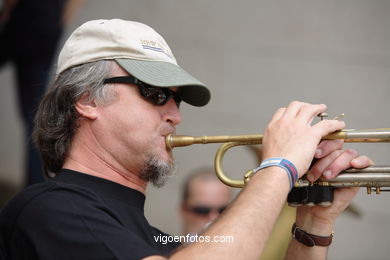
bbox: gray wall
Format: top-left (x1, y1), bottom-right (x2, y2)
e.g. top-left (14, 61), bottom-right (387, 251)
top-left (1, 1), bottom-right (389, 259)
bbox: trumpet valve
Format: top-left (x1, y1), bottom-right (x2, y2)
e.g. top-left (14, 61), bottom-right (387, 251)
top-left (318, 113), bottom-right (328, 121)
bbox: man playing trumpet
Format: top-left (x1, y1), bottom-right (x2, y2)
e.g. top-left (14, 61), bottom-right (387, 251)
top-left (0, 19), bottom-right (372, 259)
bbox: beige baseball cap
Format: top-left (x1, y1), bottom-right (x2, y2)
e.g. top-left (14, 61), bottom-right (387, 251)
top-left (57, 19), bottom-right (210, 107)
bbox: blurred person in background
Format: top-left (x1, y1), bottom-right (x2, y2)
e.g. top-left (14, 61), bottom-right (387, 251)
top-left (0, 0), bottom-right (85, 186)
top-left (180, 167), bottom-right (232, 237)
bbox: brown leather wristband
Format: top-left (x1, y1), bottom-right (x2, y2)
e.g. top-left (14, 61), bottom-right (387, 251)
top-left (291, 223), bottom-right (333, 247)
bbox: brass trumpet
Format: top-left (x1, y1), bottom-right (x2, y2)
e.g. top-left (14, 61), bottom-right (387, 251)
top-left (166, 128), bottom-right (390, 194)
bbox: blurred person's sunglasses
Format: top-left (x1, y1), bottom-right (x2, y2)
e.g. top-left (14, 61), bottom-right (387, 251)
top-left (187, 205), bottom-right (227, 216)
top-left (104, 76), bottom-right (182, 108)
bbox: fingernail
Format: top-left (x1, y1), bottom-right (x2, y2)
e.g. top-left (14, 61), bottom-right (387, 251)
top-left (315, 148), bottom-right (322, 157)
top-left (323, 170), bottom-right (332, 179)
top-left (352, 158), bottom-right (361, 166)
top-left (306, 174), bottom-right (313, 182)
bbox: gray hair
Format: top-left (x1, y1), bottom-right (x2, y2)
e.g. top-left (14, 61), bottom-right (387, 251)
top-left (33, 60), bottom-right (114, 174)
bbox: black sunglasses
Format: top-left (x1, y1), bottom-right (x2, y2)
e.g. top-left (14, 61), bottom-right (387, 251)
top-left (187, 205), bottom-right (227, 216)
top-left (103, 76), bottom-right (182, 107)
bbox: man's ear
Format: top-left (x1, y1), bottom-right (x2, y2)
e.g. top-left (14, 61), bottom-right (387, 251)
top-left (75, 94), bottom-right (98, 120)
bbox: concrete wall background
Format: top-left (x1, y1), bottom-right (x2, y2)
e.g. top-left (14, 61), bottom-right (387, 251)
top-left (1, 1), bottom-right (389, 259)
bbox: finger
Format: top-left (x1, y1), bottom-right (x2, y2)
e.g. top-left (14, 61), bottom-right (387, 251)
top-left (311, 119), bottom-right (346, 139)
top-left (323, 149), bottom-right (359, 180)
top-left (282, 101), bottom-right (306, 119)
top-left (351, 155), bottom-right (374, 168)
top-left (270, 107), bottom-right (286, 122)
top-left (296, 103), bottom-right (327, 125)
top-left (315, 139), bottom-right (344, 158)
top-left (307, 149), bottom-right (344, 182)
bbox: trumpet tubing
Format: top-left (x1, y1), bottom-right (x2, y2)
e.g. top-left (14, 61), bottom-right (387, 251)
top-left (166, 128), bottom-right (390, 192)
top-left (166, 129), bottom-right (390, 149)
top-left (295, 166), bottom-right (390, 194)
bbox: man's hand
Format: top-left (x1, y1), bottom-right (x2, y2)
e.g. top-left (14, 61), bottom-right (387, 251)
top-left (262, 101), bottom-right (345, 178)
top-left (295, 139), bottom-right (373, 235)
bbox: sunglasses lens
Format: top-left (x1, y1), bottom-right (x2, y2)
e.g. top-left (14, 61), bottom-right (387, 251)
top-left (191, 207), bottom-right (210, 215)
top-left (142, 87), bottom-right (168, 105)
top-left (189, 205), bottom-right (228, 216)
top-left (104, 77), bottom-right (181, 107)
top-left (142, 86), bottom-right (181, 108)
top-left (173, 94), bottom-right (182, 108)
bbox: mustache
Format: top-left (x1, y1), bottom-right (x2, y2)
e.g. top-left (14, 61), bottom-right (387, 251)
top-left (161, 124), bottom-right (176, 136)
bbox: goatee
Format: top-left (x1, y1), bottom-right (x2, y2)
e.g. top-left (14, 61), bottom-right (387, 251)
top-left (140, 156), bottom-right (175, 188)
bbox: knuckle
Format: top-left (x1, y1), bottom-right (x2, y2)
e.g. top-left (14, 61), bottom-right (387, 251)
top-left (321, 139), bottom-right (344, 150)
top-left (265, 124), bottom-right (273, 135)
top-left (300, 103), bottom-right (310, 111)
top-left (330, 149), bottom-right (344, 160)
top-left (318, 103), bottom-right (327, 110)
top-left (345, 148), bottom-right (358, 157)
top-left (309, 165), bottom-right (321, 177)
top-left (290, 100), bottom-right (302, 107)
top-left (321, 120), bottom-right (335, 131)
top-left (276, 107), bottom-right (285, 114)
top-left (324, 120), bottom-right (332, 128)
top-left (330, 156), bottom-right (351, 170)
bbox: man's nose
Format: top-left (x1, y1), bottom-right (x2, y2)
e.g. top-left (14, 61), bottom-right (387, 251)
top-left (162, 98), bottom-right (182, 126)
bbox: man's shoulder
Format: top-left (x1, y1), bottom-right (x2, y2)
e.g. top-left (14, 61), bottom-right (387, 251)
top-left (0, 179), bottom-right (155, 259)
top-left (0, 180), bottom-right (101, 227)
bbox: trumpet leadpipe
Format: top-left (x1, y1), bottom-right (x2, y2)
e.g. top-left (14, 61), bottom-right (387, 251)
top-left (166, 129), bottom-right (390, 149)
top-left (165, 134), bottom-right (262, 149)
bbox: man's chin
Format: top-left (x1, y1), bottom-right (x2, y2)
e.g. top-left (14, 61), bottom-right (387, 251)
top-left (140, 153), bottom-right (175, 188)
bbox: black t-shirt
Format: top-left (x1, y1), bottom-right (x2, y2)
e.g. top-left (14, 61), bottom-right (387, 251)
top-left (0, 169), bottom-right (180, 260)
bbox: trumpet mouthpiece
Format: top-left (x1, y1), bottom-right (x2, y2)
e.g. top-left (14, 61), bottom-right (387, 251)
top-left (165, 135), bottom-right (196, 149)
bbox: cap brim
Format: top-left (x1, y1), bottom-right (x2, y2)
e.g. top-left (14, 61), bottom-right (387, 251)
top-left (115, 58), bottom-right (210, 107)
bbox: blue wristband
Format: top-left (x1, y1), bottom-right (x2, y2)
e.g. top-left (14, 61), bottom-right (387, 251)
top-left (252, 158), bottom-right (298, 189)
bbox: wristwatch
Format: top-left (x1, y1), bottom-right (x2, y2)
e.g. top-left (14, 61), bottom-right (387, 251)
top-left (291, 223), bottom-right (333, 247)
